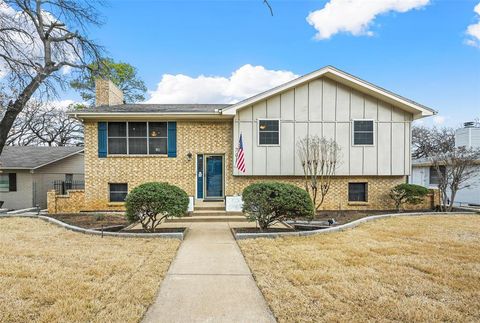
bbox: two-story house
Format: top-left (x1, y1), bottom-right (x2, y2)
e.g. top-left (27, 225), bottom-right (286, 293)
top-left (68, 66), bottom-right (435, 212)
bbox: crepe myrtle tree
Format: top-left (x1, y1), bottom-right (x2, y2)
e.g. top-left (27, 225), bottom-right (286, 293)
top-left (430, 146), bottom-right (480, 212)
top-left (0, 0), bottom-right (104, 156)
top-left (242, 182), bottom-right (314, 231)
top-left (125, 182), bottom-right (189, 233)
top-left (297, 135), bottom-right (341, 212)
top-left (389, 183), bottom-right (429, 212)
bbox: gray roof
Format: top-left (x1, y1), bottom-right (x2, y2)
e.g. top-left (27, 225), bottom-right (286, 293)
top-left (0, 146), bottom-right (84, 169)
top-left (75, 104), bottom-right (231, 114)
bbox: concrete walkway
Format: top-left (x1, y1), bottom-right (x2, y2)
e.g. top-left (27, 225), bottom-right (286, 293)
top-left (142, 222), bottom-right (276, 323)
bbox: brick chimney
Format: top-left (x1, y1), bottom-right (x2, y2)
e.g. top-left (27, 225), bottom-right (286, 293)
top-left (95, 78), bottom-right (124, 106)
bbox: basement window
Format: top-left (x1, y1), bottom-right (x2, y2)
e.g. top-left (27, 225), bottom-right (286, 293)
top-left (348, 183), bottom-right (368, 202)
top-left (109, 183), bottom-right (128, 202)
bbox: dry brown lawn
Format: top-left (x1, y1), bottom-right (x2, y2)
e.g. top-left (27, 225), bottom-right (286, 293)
top-left (239, 214), bottom-right (480, 322)
top-left (0, 218), bottom-right (180, 323)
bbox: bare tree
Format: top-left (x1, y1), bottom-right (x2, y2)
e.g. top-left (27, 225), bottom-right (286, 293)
top-left (297, 135), bottom-right (341, 211)
top-left (430, 147), bottom-right (480, 212)
top-left (412, 125), bottom-right (455, 159)
top-left (0, 0), bottom-right (103, 156)
top-left (5, 101), bottom-right (83, 146)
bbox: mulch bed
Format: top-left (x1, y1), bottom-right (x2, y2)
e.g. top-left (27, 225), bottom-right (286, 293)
top-left (123, 228), bottom-right (186, 233)
top-left (48, 213), bottom-right (129, 229)
top-left (311, 209), bottom-right (433, 225)
top-left (232, 227), bottom-right (296, 234)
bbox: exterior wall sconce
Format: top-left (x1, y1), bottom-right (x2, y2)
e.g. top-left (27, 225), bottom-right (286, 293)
top-left (186, 151), bottom-right (193, 161)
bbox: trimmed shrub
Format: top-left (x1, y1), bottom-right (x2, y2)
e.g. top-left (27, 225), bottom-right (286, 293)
top-left (125, 182), bottom-right (189, 232)
top-left (242, 182), bottom-right (314, 231)
top-left (389, 183), bottom-right (429, 212)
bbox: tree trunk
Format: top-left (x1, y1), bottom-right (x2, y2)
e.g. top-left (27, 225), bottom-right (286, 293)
top-left (0, 74), bottom-right (46, 156)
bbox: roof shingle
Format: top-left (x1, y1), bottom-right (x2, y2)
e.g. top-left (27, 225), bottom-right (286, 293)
top-left (0, 146), bottom-right (84, 169)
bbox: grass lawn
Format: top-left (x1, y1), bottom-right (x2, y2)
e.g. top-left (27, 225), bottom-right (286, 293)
top-left (0, 218), bottom-right (180, 323)
top-left (239, 214), bottom-right (480, 322)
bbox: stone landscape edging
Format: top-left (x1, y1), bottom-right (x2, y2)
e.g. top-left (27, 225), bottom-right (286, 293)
top-left (0, 214), bottom-right (185, 240)
top-left (233, 212), bottom-right (478, 240)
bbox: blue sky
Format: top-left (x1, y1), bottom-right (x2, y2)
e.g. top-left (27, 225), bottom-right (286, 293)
top-left (67, 0), bottom-right (480, 127)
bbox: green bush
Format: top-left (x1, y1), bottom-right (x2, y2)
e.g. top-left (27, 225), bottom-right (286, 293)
top-left (125, 182), bottom-right (189, 232)
top-left (242, 182), bottom-right (314, 231)
top-left (389, 183), bottom-right (429, 212)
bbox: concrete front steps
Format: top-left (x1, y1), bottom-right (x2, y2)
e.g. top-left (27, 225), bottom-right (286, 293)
top-left (166, 200), bottom-right (247, 223)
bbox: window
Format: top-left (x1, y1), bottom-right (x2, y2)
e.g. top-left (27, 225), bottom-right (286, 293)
top-left (0, 174), bottom-right (8, 192)
top-left (258, 119), bottom-right (280, 145)
top-left (107, 122), bottom-right (168, 155)
top-left (348, 183), bottom-right (368, 202)
top-left (108, 122), bottom-right (127, 154)
top-left (353, 120), bottom-right (374, 145)
top-left (429, 166), bottom-right (445, 185)
top-left (0, 173), bottom-right (15, 192)
top-left (148, 122), bottom-right (168, 155)
top-left (109, 183), bottom-right (128, 202)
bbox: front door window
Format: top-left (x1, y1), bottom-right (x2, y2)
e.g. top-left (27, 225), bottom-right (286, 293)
top-left (205, 155), bottom-right (223, 198)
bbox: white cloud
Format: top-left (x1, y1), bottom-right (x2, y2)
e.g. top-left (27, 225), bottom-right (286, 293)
top-left (466, 3), bottom-right (480, 47)
top-left (433, 115), bottom-right (446, 125)
top-left (306, 0), bottom-right (430, 40)
top-left (146, 64), bottom-right (298, 104)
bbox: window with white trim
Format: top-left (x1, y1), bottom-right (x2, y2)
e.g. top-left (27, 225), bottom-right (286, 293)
top-left (258, 119), bottom-right (280, 145)
top-left (353, 120), bottom-right (374, 145)
top-left (107, 122), bottom-right (168, 155)
top-left (109, 183), bottom-right (128, 202)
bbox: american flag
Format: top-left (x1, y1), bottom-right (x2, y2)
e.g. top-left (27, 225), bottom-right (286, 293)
top-left (236, 133), bottom-right (246, 173)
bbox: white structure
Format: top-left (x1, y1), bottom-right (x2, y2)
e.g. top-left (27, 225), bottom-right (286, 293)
top-left (410, 122), bottom-right (480, 206)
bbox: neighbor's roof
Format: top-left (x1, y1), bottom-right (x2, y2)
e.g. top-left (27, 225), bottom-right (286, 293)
top-left (221, 65), bottom-right (437, 119)
top-left (0, 146), bottom-right (84, 169)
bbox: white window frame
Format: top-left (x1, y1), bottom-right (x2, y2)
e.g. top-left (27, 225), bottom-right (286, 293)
top-left (351, 119), bottom-right (375, 147)
top-left (257, 118), bottom-right (280, 147)
top-left (107, 121), bottom-right (168, 156)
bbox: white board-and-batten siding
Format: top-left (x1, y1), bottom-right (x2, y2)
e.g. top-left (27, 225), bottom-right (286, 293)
top-left (233, 76), bottom-right (412, 176)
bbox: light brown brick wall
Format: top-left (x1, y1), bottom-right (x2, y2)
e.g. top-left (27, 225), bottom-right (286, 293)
top-left (47, 189), bottom-right (85, 214)
top-left (82, 120), bottom-right (429, 212)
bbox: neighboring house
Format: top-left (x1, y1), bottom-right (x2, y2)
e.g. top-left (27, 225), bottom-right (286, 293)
top-left (0, 146), bottom-right (84, 210)
top-left (68, 66), bottom-right (435, 212)
top-left (410, 123), bottom-right (480, 206)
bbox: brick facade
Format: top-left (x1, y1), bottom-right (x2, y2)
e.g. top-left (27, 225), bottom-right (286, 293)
top-left (75, 119), bottom-right (431, 212)
top-left (47, 189), bottom-right (85, 213)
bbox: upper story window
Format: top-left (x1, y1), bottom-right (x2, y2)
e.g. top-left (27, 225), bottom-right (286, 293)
top-left (353, 120), bottom-right (374, 145)
top-left (258, 119), bottom-right (280, 146)
top-left (107, 122), bottom-right (168, 155)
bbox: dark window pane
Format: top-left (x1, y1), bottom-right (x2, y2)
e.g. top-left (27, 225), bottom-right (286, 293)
top-left (149, 122), bottom-right (167, 138)
top-left (429, 166), bottom-right (445, 185)
top-left (129, 138), bottom-right (147, 154)
top-left (348, 183), bottom-right (367, 202)
top-left (354, 132), bottom-right (374, 145)
top-left (108, 138), bottom-right (127, 154)
top-left (354, 120), bottom-right (373, 132)
top-left (109, 183), bottom-right (128, 202)
top-left (108, 122), bottom-right (126, 137)
top-left (128, 122), bottom-right (147, 137)
top-left (259, 132), bottom-right (279, 145)
top-left (149, 138), bottom-right (168, 154)
top-left (259, 120), bottom-right (279, 132)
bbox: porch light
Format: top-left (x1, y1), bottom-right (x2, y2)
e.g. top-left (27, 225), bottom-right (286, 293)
top-left (186, 151), bottom-right (193, 161)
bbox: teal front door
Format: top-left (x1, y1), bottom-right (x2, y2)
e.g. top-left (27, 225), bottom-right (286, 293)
top-left (205, 155), bottom-right (223, 198)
